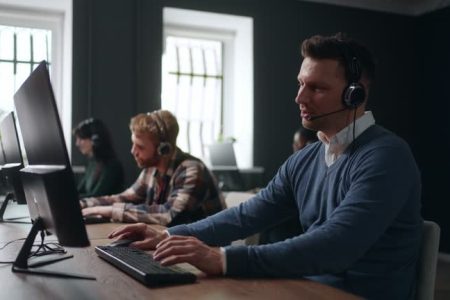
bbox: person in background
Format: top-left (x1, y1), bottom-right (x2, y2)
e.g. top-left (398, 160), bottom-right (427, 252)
top-left (80, 110), bottom-right (224, 226)
top-left (292, 125), bottom-right (318, 152)
top-left (74, 118), bottom-right (124, 198)
top-left (108, 34), bottom-right (422, 299)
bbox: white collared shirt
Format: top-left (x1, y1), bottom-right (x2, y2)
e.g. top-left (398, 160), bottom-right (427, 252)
top-left (317, 111), bottom-right (376, 167)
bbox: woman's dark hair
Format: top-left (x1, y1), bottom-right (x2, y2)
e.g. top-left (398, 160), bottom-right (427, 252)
top-left (73, 118), bottom-right (116, 163)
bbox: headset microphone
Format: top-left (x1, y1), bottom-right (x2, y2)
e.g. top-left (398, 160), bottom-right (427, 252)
top-left (306, 107), bottom-right (348, 121)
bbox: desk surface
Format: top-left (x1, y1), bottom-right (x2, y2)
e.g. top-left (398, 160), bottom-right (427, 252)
top-left (210, 166), bottom-right (265, 173)
top-left (0, 204), bottom-right (361, 300)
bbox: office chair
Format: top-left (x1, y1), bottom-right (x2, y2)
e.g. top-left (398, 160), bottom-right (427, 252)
top-left (224, 192), bottom-right (259, 245)
top-left (416, 220), bottom-right (440, 300)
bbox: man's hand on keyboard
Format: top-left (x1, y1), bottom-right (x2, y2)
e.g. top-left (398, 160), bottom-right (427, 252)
top-left (153, 235), bottom-right (223, 276)
top-left (108, 223), bottom-right (168, 249)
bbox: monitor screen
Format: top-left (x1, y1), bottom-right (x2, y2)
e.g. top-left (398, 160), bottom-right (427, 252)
top-left (0, 140), bottom-right (6, 193)
top-left (0, 112), bottom-right (23, 165)
top-left (0, 137), bottom-right (6, 166)
top-left (12, 61), bottom-right (89, 276)
top-left (0, 112), bottom-right (26, 205)
top-left (13, 62), bottom-right (69, 166)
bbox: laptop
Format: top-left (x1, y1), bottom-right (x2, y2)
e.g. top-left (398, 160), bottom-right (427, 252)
top-left (208, 142), bottom-right (237, 167)
top-left (207, 142), bottom-right (244, 191)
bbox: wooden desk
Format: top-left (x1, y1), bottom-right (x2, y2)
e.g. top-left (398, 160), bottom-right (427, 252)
top-left (0, 205), bottom-right (361, 300)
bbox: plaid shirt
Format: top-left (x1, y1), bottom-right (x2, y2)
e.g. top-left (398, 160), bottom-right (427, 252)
top-left (81, 148), bottom-right (225, 226)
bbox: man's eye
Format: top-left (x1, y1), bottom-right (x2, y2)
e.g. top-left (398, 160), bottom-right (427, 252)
top-left (313, 87), bottom-right (323, 92)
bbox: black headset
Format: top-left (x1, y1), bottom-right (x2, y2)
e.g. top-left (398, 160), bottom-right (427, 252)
top-left (147, 111), bottom-right (172, 156)
top-left (91, 133), bottom-right (100, 148)
top-left (341, 48), bottom-right (366, 109)
top-left (79, 118), bottom-right (101, 149)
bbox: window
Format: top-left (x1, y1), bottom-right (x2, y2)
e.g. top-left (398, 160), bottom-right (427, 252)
top-left (162, 35), bottom-right (223, 159)
top-left (162, 8), bottom-right (253, 168)
top-left (0, 1), bottom-right (72, 157)
top-left (0, 25), bottom-right (52, 115)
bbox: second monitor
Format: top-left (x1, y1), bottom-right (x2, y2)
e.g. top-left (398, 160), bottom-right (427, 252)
top-left (0, 111), bottom-right (28, 223)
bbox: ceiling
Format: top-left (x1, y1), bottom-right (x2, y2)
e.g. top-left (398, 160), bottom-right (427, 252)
top-left (300, 0), bottom-right (450, 15)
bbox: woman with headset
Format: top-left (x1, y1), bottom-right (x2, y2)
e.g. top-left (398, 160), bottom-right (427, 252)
top-left (73, 118), bottom-right (124, 197)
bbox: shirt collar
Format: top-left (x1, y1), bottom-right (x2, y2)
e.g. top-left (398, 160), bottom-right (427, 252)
top-left (317, 111), bottom-right (375, 166)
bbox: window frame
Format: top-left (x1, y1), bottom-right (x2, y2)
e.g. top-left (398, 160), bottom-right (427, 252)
top-left (163, 26), bottom-right (231, 159)
top-left (0, 1), bottom-right (72, 158)
top-left (163, 7), bottom-right (254, 168)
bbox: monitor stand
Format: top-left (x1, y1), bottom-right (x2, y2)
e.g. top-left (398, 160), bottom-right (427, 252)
top-left (0, 192), bottom-right (30, 224)
top-left (11, 217), bottom-right (96, 280)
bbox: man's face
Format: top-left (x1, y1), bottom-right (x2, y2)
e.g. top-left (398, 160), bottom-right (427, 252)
top-left (295, 57), bottom-right (348, 136)
top-left (130, 132), bottom-right (160, 168)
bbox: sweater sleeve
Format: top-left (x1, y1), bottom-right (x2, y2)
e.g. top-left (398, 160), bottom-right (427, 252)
top-left (168, 157), bottom-right (299, 246)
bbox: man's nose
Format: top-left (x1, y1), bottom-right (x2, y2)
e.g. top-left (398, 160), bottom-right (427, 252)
top-left (295, 86), bottom-right (307, 105)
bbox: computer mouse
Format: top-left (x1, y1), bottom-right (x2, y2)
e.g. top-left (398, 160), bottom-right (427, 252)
top-left (107, 238), bottom-right (137, 247)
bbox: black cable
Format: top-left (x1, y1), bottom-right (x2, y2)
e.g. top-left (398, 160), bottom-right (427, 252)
top-left (29, 230), bottom-right (66, 258)
top-left (1, 230), bottom-right (67, 265)
top-left (0, 260), bottom-right (15, 264)
top-left (0, 237), bottom-right (26, 250)
top-left (0, 237), bottom-right (26, 264)
top-left (351, 108), bottom-right (357, 154)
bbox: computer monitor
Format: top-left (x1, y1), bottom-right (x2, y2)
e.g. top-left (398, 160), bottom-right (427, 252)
top-left (0, 133), bottom-right (6, 166)
top-left (208, 142), bottom-right (238, 167)
top-left (13, 60), bottom-right (92, 279)
top-left (0, 138), bottom-right (6, 192)
top-left (13, 65), bottom-right (69, 166)
top-left (1, 112), bottom-right (23, 165)
top-left (207, 142), bottom-right (245, 191)
top-left (0, 112), bottom-right (28, 223)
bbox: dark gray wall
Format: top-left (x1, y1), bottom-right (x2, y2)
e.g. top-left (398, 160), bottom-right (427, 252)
top-left (73, 0), bottom-right (417, 181)
top-left (415, 7), bottom-right (450, 252)
top-left (74, 0), bottom-right (450, 250)
top-left (73, 0), bottom-right (142, 180)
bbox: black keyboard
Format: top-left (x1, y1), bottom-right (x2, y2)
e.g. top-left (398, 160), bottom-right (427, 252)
top-left (95, 246), bottom-right (197, 286)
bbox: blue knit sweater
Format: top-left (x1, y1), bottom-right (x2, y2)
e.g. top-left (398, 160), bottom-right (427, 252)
top-left (169, 125), bottom-right (422, 299)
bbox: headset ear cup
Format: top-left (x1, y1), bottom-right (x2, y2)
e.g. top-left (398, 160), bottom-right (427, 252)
top-left (157, 142), bottom-right (172, 156)
top-left (91, 134), bottom-right (100, 149)
top-left (343, 83), bottom-right (366, 108)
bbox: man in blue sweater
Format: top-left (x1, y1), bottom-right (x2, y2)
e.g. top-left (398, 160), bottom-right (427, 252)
top-left (108, 33), bottom-right (422, 299)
